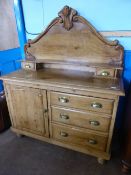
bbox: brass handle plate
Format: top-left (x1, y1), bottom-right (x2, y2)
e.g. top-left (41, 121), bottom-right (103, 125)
top-left (88, 139), bottom-right (97, 145)
top-left (25, 64), bottom-right (31, 69)
top-left (60, 114), bottom-right (69, 120)
top-left (91, 102), bottom-right (102, 109)
top-left (58, 97), bottom-right (69, 103)
top-left (89, 120), bottom-right (100, 126)
top-left (38, 93), bottom-right (42, 97)
top-left (60, 131), bottom-right (68, 137)
top-left (100, 71), bottom-right (110, 76)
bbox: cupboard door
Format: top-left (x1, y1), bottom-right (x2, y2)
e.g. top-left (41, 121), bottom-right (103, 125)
top-left (5, 84), bottom-right (48, 136)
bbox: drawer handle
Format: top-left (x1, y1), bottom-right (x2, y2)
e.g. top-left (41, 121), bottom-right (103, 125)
top-left (60, 131), bottom-right (68, 137)
top-left (88, 139), bottom-right (97, 145)
top-left (91, 102), bottom-right (102, 109)
top-left (58, 97), bottom-right (69, 103)
top-left (25, 64), bottom-right (31, 69)
top-left (100, 71), bottom-right (110, 76)
top-left (60, 114), bottom-right (69, 120)
top-left (38, 93), bottom-right (42, 97)
top-left (89, 120), bottom-right (100, 126)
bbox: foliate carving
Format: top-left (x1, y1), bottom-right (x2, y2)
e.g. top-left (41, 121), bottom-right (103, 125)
top-left (58, 6), bottom-right (77, 30)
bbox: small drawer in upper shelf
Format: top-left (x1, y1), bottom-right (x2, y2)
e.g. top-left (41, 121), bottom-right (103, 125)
top-left (96, 68), bottom-right (115, 77)
top-left (50, 92), bottom-right (114, 114)
top-left (21, 61), bottom-right (43, 71)
top-left (21, 61), bottom-right (35, 70)
top-left (51, 106), bottom-right (111, 132)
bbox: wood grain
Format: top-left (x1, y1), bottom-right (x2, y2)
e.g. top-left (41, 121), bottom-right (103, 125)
top-left (27, 23), bottom-right (123, 66)
top-left (25, 6), bottom-right (124, 67)
top-left (0, 69), bottom-right (125, 96)
top-left (5, 84), bottom-right (48, 137)
top-left (51, 106), bottom-right (111, 132)
top-left (51, 123), bottom-right (108, 152)
top-left (50, 91), bottom-right (114, 114)
top-left (1, 6), bottom-right (125, 163)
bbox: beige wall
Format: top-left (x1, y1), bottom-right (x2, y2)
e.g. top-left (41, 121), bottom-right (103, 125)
top-left (0, 0), bottom-right (19, 51)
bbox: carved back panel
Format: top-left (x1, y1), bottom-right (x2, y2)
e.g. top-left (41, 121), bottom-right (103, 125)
top-left (25, 6), bottom-right (124, 67)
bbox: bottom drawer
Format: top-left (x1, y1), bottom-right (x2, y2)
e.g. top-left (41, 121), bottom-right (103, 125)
top-left (51, 123), bottom-right (108, 152)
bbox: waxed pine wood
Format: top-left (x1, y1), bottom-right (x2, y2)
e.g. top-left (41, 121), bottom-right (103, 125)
top-left (51, 106), bottom-right (111, 132)
top-left (51, 123), bottom-right (108, 152)
top-left (5, 84), bottom-right (48, 137)
top-left (50, 91), bottom-right (114, 114)
top-left (1, 6), bottom-right (125, 163)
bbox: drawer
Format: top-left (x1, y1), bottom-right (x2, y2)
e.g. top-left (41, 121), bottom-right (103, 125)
top-left (50, 92), bottom-right (114, 114)
top-left (21, 61), bottom-right (35, 70)
top-left (96, 68), bottom-right (115, 77)
top-left (52, 123), bottom-right (108, 151)
top-left (51, 106), bottom-right (111, 132)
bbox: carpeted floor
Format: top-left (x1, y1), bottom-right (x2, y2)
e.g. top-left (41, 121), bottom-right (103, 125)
top-left (0, 129), bottom-right (126, 175)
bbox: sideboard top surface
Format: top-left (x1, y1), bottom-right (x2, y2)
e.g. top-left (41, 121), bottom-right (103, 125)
top-left (1, 69), bottom-right (124, 96)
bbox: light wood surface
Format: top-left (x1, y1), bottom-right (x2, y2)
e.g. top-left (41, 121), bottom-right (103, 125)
top-left (5, 84), bottom-right (48, 137)
top-left (25, 6), bottom-right (124, 67)
top-left (1, 69), bottom-right (124, 96)
top-left (27, 24), bottom-right (123, 65)
top-left (50, 91), bottom-right (114, 114)
top-left (51, 123), bottom-right (108, 152)
top-left (51, 106), bottom-right (111, 132)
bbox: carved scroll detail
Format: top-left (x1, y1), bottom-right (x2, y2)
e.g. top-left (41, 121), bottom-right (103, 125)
top-left (58, 6), bottom-right (77, 30)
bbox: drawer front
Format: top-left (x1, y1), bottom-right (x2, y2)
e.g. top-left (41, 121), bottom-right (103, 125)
top-left (50, 92), bottom-right (114, 114)
top-left (21, 61), bottom-right (35, 70)
top-left (52, 123), bottom-right (108, 151)
top-left (96, 68), bottom-right (115, 77)
top-left (51, 107), bottom-right (111, 132)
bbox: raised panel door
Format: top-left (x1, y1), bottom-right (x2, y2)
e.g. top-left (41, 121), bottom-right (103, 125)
top-left (5, 84), bottom-right (48, 136)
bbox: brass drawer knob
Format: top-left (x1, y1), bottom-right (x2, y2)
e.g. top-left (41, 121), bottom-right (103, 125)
top-left (60, 114), bottom-right (69, 120)
top-left (58, 97), bottom-right (69, 103)
top-left (38, 93), bottom-right (42, 97)
top-left (60, 131), bottom-right (68, 137)
top-left (88, 139), bottom-right (97, 145)
top-left (89, 120), bottom-right (100, 126)
top-left (91, 102), bottom-right (102, 108)
top-left (100, 71), bottom-right (110, 76)
top-left (25, 64), bottom-right (31, 69)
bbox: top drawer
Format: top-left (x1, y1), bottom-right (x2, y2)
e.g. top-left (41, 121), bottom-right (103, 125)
top-left (21, 61), bottom-right (35, 70)
top-left (50, 92), bottom-right (114, 115)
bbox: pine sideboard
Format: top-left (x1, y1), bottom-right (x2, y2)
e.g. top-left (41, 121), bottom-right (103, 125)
top-left (1, 6), bottom-right (124, 164)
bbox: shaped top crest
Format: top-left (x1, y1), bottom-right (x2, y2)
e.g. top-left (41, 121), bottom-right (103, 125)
top-left (58, 6), bottom-right (77, 30)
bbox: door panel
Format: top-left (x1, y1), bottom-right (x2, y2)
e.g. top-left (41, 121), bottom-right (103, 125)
top-left (5, 84), bottom-right (48, 136)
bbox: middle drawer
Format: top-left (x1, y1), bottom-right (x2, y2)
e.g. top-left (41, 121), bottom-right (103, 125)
top-left (51, 106), bottom-right (111, 132)
top-left (50, 92), bottom-right (114, 114)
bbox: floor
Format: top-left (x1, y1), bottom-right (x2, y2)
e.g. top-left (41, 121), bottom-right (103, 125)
top-left (0, 129), bottom-right (127, 175)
